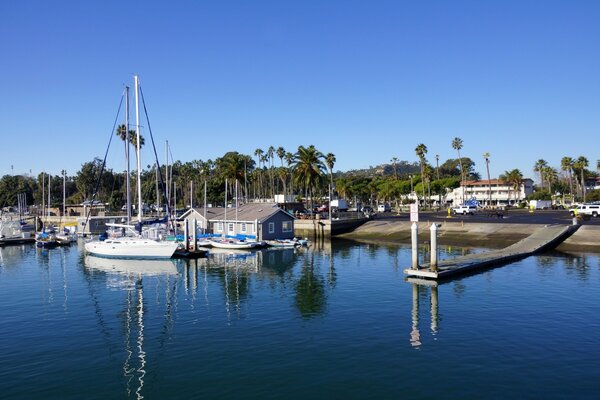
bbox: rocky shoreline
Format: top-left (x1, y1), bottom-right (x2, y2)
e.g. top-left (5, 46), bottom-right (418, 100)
top-left (337, 220), bottom-right (600, 252)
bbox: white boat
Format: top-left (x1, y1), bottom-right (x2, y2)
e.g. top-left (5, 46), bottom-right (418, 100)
top-left (265, 239), bottom-right (299, 248)
top-left (0, 219), bottom-right (35, 246)
top-left (85, 234), bottom-right (179, 259)
top-left (84, 76), bottom-right (178, 259)
top-left (266, 238), bottom-right (310, 248)
top-left (208, 238), bottom-right (258, 250)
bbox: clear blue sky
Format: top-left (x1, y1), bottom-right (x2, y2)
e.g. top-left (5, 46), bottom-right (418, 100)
top-left (1, 0), bottom-right (599, 182)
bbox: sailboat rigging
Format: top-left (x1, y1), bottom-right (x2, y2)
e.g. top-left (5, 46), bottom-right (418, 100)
top-left (84, 75), bottom-right (178, 259)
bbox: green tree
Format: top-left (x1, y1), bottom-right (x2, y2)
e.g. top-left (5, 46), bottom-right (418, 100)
top-left (292, 145), bottom-right (325, 212)
top-left (415, 144), bottom-right (428, 204)
top-left (533, 159), bottom-right (548, 190)
top-left (561, 156), bottom-right (574, 196)
top-left (573, 156), bottom-right (589, 202)
top-left (452, 137), bottom-right (465, 203)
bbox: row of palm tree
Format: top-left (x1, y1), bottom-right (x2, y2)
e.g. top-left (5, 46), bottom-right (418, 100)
top-left (536, 156), bottom-right (597, 202)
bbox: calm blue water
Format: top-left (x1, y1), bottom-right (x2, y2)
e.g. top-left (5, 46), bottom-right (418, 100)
top-left (0, 240), bottom-right (598, 399)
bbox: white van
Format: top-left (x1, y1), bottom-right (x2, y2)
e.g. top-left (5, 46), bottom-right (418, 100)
top-left (377, 204), bottom-right (391, 212)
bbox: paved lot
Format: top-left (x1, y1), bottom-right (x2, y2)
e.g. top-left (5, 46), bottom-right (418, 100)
top-left (375, 208), bottom-right (600, 226)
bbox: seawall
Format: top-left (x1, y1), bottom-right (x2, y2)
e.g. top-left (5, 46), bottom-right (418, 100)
top-left (337, 220), bottom-right (600, 252)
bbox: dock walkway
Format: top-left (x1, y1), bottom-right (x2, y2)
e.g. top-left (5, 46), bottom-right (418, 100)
top-left (404, 224), bottom-right (579, 280)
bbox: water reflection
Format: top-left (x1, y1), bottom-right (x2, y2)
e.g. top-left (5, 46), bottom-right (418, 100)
top-left (295, 251), bottom-right (327, 319)
top-left (84, 256), bottom-right (179, 400)
top-left (407, 280), bottom-right (440, 348)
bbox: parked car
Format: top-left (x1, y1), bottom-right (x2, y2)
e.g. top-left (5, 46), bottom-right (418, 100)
top-left (452, 205), bottom-right (478, 215)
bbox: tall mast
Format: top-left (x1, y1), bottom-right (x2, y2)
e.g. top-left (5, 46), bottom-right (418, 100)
top-left (62, 170), bottom-right (66, 218)
top-left (203, 180), bottom-right (207, 234)
top-left (224, 178), bottom-right (228, 235)
top-left (134, 75), bottom-right (143, 225)
top-left (41, 172), bottom-right (45, 223)
top-left (165, 140), bottom-right (169, 212)
top-left (47, 173), bottom-right (51, 219)
top-left (125, 85), bottom-right (131, 223)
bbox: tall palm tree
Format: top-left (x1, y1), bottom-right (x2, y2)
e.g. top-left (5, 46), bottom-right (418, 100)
top-left (451, 137), bottom-right (465, 203)
top-left (292, 145), bottom-right (325, 213)
top-left (325, 152), bottom-right (336, 197)
top-left (276, 146), bottom-right (286, 194)
top-left (573, 156), bottom-right (589, 202)
top-left (276, 146), bottom-right (286, 167)
top-left (415, 144), bottom-right (428, 205)
top-left (267, 146), bottom-right (275, 196)
top-left (483, 152), bottom-right (492, 206)
top-left (285, 151), bottom-right (294, 197)
top-left (534, 159), bottom-right (548, 190)
top-left (543, 166), bottom-right (558, 194)
top-left (254, 148), bottom-right (264, 199)
top-left (391, 157), bottom-right (398, 180)
top-left (561, 156), bottom-right (574, 196)
top-left (325, 152), bottom-right (336, 220)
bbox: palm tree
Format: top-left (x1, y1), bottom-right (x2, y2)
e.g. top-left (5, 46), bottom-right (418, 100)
top-left (415, 144), bottom-right (428, 205)
top-left (292, 145), bottom-right (325, 213)
top-left (267, 146), bottom-right (275, 197)
top-left (116, 124), bottom-right (145, 149)
top-left (534, 159), bottom-right (548, 190)
top-left (483, 152), bottom-right (492, 206)
top-left (276, 146), bottom-right (286, 167)
top-left (254, 148), bottom-right (264, 199)
top-left (285, 151), bottom-right (294, 197)
top-left (573, 156), bottom-right (589, 202)
top-left (543, 166), bottom-right (558, 193)
top-left (391, 157), bottom-right (398, 180)
top-left (451, 137), bottom-right (465, 203)
top-left (561, 156), bottom-right (574, 196)
top-left (500, 169), bottom-right (523, 205)
top-left (325, 152), bottom-right (336, 195)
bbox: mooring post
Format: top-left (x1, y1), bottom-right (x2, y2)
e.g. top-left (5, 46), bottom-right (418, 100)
top-left (192, 218), bottom-right (198, 251)
top-left (430, 223), bottom-right (438, 272)
top-left (411, 222), bottom-right (419, 269)
top-left (184, 219), bottom-right (189, 250)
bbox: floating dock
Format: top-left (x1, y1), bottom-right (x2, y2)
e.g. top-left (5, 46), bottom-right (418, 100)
top-left (404, 224), bottom-right (580, 280)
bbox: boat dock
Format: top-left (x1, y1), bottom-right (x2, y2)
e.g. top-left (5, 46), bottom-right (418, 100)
top-left (404, 224), bottom-right (580, 280)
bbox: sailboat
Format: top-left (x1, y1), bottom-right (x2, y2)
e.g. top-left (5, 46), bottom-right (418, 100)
top-left (84, 75), bottom-right (179, 259)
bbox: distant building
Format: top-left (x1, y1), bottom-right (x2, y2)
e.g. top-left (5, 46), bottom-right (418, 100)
top-left (179, 203), bottom-right (295, 240)
top-left (448, 178), bottom-right (534, 206)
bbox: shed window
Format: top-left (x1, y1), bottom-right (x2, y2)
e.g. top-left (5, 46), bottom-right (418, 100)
top-left (268, 222), bottom-right (275, 234)
top-left (282, 221), bottom-right (292, 233)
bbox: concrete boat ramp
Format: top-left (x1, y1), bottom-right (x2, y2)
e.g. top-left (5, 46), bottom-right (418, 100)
top-left (404, 224), bottom-right (580, 281)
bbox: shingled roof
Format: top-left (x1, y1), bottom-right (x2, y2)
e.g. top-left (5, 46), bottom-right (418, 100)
top-left (180, 203), bottom-right (294, 222)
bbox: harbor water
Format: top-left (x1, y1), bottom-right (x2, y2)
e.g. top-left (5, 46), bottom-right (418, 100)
top-left (0, 240), bottom-right (598, 399)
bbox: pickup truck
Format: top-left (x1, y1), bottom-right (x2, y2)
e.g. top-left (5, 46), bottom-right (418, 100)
top-left (452, 205), bottom-right (477, 215)
top-left (570, 204), bottom-right (600, 218)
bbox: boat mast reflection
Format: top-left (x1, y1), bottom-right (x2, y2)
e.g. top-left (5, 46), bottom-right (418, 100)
top-left (84, 255), bottom-right (178, 399)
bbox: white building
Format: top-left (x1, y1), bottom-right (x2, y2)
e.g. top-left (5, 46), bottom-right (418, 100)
top-left (448, 178), bottom-right (534, 206)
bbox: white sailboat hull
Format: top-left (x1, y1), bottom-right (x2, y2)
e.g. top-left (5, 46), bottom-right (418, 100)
top-left (85, 238), bottom-right (179, 259)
